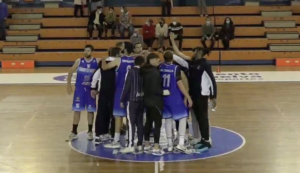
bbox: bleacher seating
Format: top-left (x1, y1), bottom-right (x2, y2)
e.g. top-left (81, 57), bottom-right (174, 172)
top-left (2, 6), bottom-right (300, 65)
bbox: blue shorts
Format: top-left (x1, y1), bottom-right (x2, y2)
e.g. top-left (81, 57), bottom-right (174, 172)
top-left (72, 87), bottom-right (96, 112)
top-left (162, 103), bottom-right (189, 120)
top-left (113, 88), bottom-right (126, 117)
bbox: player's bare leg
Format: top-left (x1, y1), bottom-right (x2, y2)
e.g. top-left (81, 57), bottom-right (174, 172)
top-left (68, 111), bottom-right (81, 141)
top-left (87, 112), bottom-right (94, 140)
top-left (104, 116), bottom-right (122, 148)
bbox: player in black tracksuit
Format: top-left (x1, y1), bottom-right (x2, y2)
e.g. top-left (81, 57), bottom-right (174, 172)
top-left (119, 56), bottom-right (145, 153)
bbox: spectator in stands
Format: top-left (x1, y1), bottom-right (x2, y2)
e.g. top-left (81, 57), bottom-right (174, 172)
top-left (168, 18), bottom-right (183, 50)
top-left (130, 29), bottom-right (143, 46)
top-left (155, 18), bottom-right (168, 52)
top-left (87, 6), bottom-right (105, 40)
top-left (90, 0), bottom-right (104, 12)
top-left (0, 0), bottom-right (8, 41)
top-left (198, 0), bottom-right (207, 17)
top-left (219, 17), bottom-right (235, 50)
top-left (74, 0), bottom-right (85, 17)
top-left (119, 7), bottom-right (134, 38)
top-left (143, 19), bottom-right (155, 51)
top-left (104, 7), bottom-right (116, 38)
top-left (201, 17), bottom-right (215, 49)
top-left (161, 0), bottom-right (171, 16)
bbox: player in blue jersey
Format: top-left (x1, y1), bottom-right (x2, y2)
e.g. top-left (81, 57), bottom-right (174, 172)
top-left (160, 51), bottom-right (193, 153)
top-left (67, 45), bottom-right (99, 141)
top-left (102, 42), bottom-right (135, 149)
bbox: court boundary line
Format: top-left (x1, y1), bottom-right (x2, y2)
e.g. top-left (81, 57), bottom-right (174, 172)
top-left (68, 126), bottom-right (246, 163)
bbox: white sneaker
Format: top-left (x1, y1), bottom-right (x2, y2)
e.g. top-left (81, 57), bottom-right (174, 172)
top-left (68, 132), bottom-right (78, 141)
top-left (120, 147), bottom-right (135, 154)
top-left (176, 145), bottom-right (192, 154)
top-left (101, 134), bottom-right (111, 141)
top-left (167, 146), bottom-right (173, 152)
top-left (104, 141), bottom-right (121, 149)
top-left (144, 145), bottom-right (152, 154)
top-left (87, 132), bottom-right (94, 140)
top-left (138, 145), bottom-right (143, 152)
top-left (152, 149), bottom-right (165, 156)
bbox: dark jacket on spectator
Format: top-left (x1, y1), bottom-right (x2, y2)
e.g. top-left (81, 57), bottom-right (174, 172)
top-left (220, 23), bottom-right (235, 40)
top-left (0, 2), bottom-right (8, 20)
top-left (88, 11), bottom-right (105, 25)
top-left (142, 24), bottom-right (155, 39)
top-left (168, 22), bottom-right (183, 36)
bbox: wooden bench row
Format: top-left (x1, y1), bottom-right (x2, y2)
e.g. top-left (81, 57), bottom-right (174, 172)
top-left (8, 6), bottom-right (300, 16)
top-left (6, 16), bottom-right (300, 27)
top-left (7, 27), bottom-right (300, 37)
top-left (1, 51), bottom-right (300, 61)
top-left (1, 39), bottom-right (300, 49)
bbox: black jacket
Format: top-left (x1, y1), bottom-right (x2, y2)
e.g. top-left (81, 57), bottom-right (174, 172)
top-left (121, 67), bottom-right (143, 103)
top-left (140, 64), bottom-right (163, 108)
top-left (88, 11), bottom-right (105, 25)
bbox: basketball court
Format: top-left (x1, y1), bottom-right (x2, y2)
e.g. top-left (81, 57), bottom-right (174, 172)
top-left (0, 66), bottom-right (299, 173)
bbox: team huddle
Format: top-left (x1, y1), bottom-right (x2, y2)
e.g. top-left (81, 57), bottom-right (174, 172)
top-left (66, 33), bottom-right (217, 156)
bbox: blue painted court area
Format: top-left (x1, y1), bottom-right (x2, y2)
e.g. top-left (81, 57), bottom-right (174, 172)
top-left (69, 127), bottom-right (245, 162)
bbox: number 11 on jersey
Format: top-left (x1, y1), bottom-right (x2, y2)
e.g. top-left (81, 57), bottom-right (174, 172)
top-left (162, 74), bottom-right (170, 88)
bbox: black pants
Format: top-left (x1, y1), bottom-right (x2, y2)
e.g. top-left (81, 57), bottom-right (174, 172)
top-left (222, 38), bottom-right (230, 50)
top-left (74, 5), bottom-right (83, 17)
top-left (192, 95), bottom-right (209, 140)
top-left (169, 35), bottom-right (183, 50)
top-left (144, 38), bottom-right (154, 48)
top-left (95, 89), bottom-right (114, 136)
top-left (104, 23), bottom-right (116, 36)
top-left (175, 120), bottom-right (189, 131)
top-left (161, 1), bottom-right (171, 16)
top-left (0, 19), bottom-right (6, 41)
top-left (126, 101), bottom-right (144, 146)
top-left (144, 106), bottom-right (162, 144)
top-left (201, 36), bottom-right (215, 49)
top-left (88, 24), bottom-right (103, 38)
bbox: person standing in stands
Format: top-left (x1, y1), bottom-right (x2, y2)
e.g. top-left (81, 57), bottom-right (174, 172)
top-left (219, 17), bottom-right (235, 50)
top-left (168, 18), bottom-right (183, 50)
top-left (141, 53), bottom-right (169, 156)
top-left (119, 56), bottom-right (145, 154)
top-left (143, 19), bottom-right (155, 51)
top-left (104, 7), bottom-right (117, 38)
top-left (130, 29), bottom-right (143, 46)
top-left (170, 32), bottom-right (217, 152)
top-left (119, 7), bottom-right (134, 38)
top-left (91, 47), bottom-right (121, 145)
top-left (201, 17), bottom-right (215, 50)
top-left (88, 6), bottom-right (105, 40)
top-left (161, 0), bottom-right (171, 16)
top-left (0, 0), bottom-right (8, 41)
top-left (156, 18), bottom-right (168, 52)
top-left (74, 0), bottom-right (85, 17)
top-left (198, 0), bottom-right (207, 17)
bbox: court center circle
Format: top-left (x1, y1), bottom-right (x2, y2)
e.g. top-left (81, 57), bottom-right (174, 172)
top-left (69, 126), bottom-right (246, 162)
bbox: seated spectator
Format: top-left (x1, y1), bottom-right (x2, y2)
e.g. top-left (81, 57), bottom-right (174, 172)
top-left (130, 29), bottom-right (143, 46)
top-left (219, 17), bottom-right (235, 50)
top-left (168, 17), bottom-right (183, 50)
top-left (161, 0), bottom-right (171, 16)
top-left (143, 19), bottom-right (155, 51)
top-left (155, 18), bottom-right (168, 52)
top-left (87, 6), bottom-right (105, 40)
top-left (119, 7), bottom-right (134, 38)
top-left (104, 7), bottom-right (116, 38)
top-left (201, 17), bottom-right (215, 49)
top-left (74, 0), bottom-right (86, 17)
top-left (0, 1), bottom-right (8, 41)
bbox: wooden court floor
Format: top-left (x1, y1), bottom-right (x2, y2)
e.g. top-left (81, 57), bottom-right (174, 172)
top-left (0, 66), bottom-right (299, 173)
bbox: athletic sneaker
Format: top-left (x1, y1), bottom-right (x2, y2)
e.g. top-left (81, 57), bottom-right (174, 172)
top-left (137, 145), bottom-right (143, 152)
top-left (195, 139), bottom-right (212, 152)
top-left (144, 145), bottom-right (152, 154)
top-left (104, 141), bottom-right (121, 149)
top-left (94, 136), bottom-right (101, 145)
top-left (100, 134), bottom-right (111, 141)
top-left (176, 145), bottom-right (191, 154)
top-left (87, 132), bottom-right (94, 140)
top-left (152, 149), bottom-right (165, 156)
top-left (120, 147), bottom-right (135, 154)
top-left (68, 132), bottom-right (78, 141)
top-left (190, 138), bottom-right (201, 145)
top-left (167, 146), bottom-right (173, 152)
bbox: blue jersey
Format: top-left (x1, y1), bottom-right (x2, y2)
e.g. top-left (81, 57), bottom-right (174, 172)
top-left (115, 56), bottom-right (135, 89)
top-left (160, 63), bottom-right (184, 105)
top-left (75, 58), bottom-right (98, 87)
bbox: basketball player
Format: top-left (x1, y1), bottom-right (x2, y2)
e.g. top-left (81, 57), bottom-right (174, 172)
top-left (91, 47), bottom-right (121, 145)
top-left (67, 45), bottom-right (98, 141)
top-left (159, 51), bottom-right (193, 152)
top-left (102, 43), bottom-right (135, 149)
top-left (169, 33), bottom-right (217, 151)
top-left (119, 56), bottom-right (145, 153)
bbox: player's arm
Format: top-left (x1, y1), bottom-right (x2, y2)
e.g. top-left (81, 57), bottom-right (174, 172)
top-left (169, 32), bottom-right (192, 61)
top-left (175, 67), bottom-right (192, 107)
top-left (91, 69), bottom-right (101, 91)
top-left (173, 54), bottom-right (189, 69)
top-left (102, 57), bottom-right (120, 70)
top-left (67, 59), bottom-right (80, 85)
top-left (181, 71), bottom-right (189, 93)
top-left (203, 64), bottom-right (217, 99)
top-left (120, 69), bottom-right (132, 105)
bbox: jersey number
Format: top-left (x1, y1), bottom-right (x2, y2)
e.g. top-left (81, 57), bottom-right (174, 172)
top-left (162, 74), bottom-right (170, 87)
